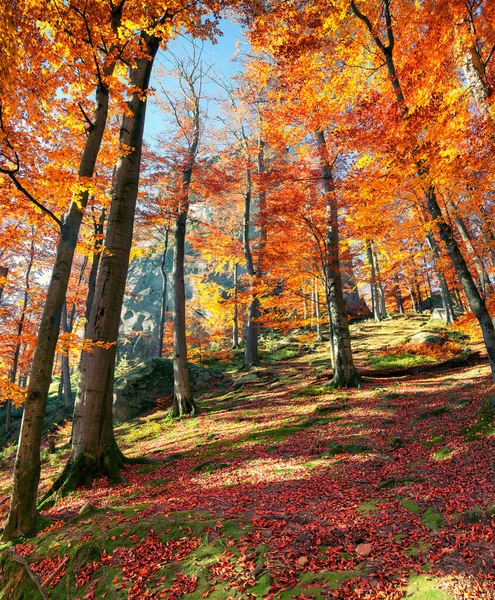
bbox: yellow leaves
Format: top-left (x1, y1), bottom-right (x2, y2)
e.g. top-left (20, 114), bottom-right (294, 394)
top-left (354, 153), bottom-right (374, 169)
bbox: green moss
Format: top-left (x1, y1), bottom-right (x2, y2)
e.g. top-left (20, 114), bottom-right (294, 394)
top-left (431, 447), bottom-right (454, 461)
top-left (421, 508), bottom-right (446, 531)
top-left (357, 499), bottom-right (381, 515)
top-left (366, 353), bottom-right (434, 370)
top-left (405, 540), bottom-right (432, 558)
top-left (423, 435), bottom-right (444, 449)
top-left (405, 574), bottom-right (453, 599)
top-left (400, 498), bottom-right (422, 514)
top-left (278, 569), bottom-right (363, 599)
top-left (327, 442), bottom-right (371, 456)
top-left (417, 406), bottom-right (452, 420)
top-left (267, 348), bottom-right (300, 362)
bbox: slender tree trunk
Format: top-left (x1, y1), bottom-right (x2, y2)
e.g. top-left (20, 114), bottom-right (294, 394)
top-left (0, 266), bottom-right (8, 303)
top-left (5, 246), bottom-right (34, 434)
top-left (232, 262), bottom-right (239, 349)
top-left (85, 209), bottom-right (105, 325)
top-left (172, 201), bottom-right (194, 417)
top-left (393, 274), bottom-right (404, 313)
top-left (372, 246), bottom-right (387, 318)
top-left (366, 242), bottom-right (380, 321)
top-left (60, 303), bottom-right (73, 410)
top-left (315, 130), bottom-right (358, 387)
top-left (448, 203), bottom-right (493, 297)
top-left (315, 279), bottom-right (323, 342)
top-left (2, 21), bottom-right (122, 539)
top-left (426, 233), bottom-right (455, 324)
top-left (243, 168), bottom-right (259, 367)
top-left (39, 32), bottom-right (161, 511)
top-left (158, 228), bottom-right (169, 358)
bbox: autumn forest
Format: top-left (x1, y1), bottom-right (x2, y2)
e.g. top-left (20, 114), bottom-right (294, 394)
top-left (1, 0), bottom-right (495, 598)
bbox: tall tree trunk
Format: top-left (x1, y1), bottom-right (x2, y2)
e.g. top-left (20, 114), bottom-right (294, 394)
top-left (448, 202), bottom-right (494, 297)
top-left (372, 246), bottom-right (387, 318)
top-left (2, 27), bottom-right (121, 539)
top-left (366, 242), bottom-right (380, 322)
top-left (0, 266), bottom-right (8, 302)
top-left (158, 228), bottom-right (169, 358)
top-left (315, 130), bottom-right (358, 387)
top-left (426, 233), bottom-right (455, 324)
top-left (315, 279), bottom-right (323, 342)
top-left (60, 303), bottom-right (73, 410)
top-left (393, 274), bottom-right (404, 313)
top-left (243, 168), bottom-right (259, 367)
top-left (5, 245), bottom-right (34, 434)
top-left (232, 262), bottom-right (239, 349)
top-left (172, 200), bottom-right (194, 417)
top-left (85, 209), bottom-right (106, 325)
top-left (40, 32), bottom-right (161, 510)
top-left (352, 0), bottom-right (495, 380)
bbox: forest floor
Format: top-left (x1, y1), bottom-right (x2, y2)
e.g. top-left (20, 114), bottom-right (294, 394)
top-left (2, 314), bottom-right (495, 599)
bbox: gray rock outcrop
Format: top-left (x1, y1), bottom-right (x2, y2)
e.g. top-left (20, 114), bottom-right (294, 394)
top-left (113, 357), bottom-right (211, 423)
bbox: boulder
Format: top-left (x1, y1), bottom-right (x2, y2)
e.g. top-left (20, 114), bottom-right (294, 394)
top-left (113, 357), bottom-right (211, 423)
top-left (409, 331), bottom-right (446, 346)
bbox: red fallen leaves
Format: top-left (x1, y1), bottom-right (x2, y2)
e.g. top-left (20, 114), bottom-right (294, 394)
top-left (30, 554), bottom-right (69, 588)
top-left (14, 543), bottom-right (35, 557)
top-left (75, 560), bottom-right (101, 588)
top-left (159, 573), bottom-right (198, 598)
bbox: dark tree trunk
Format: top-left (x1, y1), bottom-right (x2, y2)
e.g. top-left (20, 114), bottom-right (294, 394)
top-left (243, 168), bottom-right (258, 367)
top-left (158, 228), bottom-right (169, 358)
top-left (0, 266), bottom-right (8, 302)
top-left (40, 32), bottom-right (161, 511)
top-left (315, 130), bottom-right (358, 388)
top-left (6, 246), bottom-right (33, 434)
top-left (2, 16), bottom-right (122, 538)
top-left (60, 303), bottom-right (73, 410)
top-left (315, 279), bottom-right (323, 342)
top-left (366, 243), bottom-right (380, 322)
top-left (393, 274), bottom-right (404, 313)
top-left (172, 202), bottom-right (194, 417)
top-left (426, 231), bottom-right (455, 323)
top-left (85, 209), bottom-right (105, 325)
top-left (232, 263), bottom-right (239, 349)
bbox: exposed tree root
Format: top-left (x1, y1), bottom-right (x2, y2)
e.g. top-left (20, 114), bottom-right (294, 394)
top-left (170, 396), bottom-right (197, 418)
top-left (37, 439), bottom-right (127, 512)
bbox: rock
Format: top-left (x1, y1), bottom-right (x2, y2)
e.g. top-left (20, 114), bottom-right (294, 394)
top-left (297, 556), bottom-right (309, 567)
top-left (409, 331), bottom-right (446, 346)
top-left (355, 543), bottom-right (372, 557)
top-left (233, 373), bottom-right (259, 388)
top-left (113, 357), bottom-right (211, 423)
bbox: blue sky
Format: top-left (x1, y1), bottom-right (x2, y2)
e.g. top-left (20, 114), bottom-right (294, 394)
top-left (144, 19), bottom-right (247, 146)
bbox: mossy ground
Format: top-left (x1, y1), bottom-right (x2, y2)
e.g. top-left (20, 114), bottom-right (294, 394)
top-left (1, 315), bottom-right (494, 599)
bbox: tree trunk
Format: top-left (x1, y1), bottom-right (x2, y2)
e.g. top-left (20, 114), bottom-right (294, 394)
top-left (366, 242), bottom-right (380, 322)
top-left (315, 130), bottom-right (358, 387)
top-left (171, 202), bottom-right (195, 417)
top-left (158, 228), bottom-right (169, 358)
top-left (232, 262), bottom-right (239, 349)
top-left (60, 303), bottom-right (73, 410)
top-left (372, 246), bottom-right (387, 318)
top-left (243, 168), bottom-right (259, 367)
top-left (85, 209), bottom-right (106, 325)
top-left (40, 32), bottom-right (161, 510)
top-left (426, 233), bottom-right (455, 324)
top-left (393, 274), bottom-right (404, 313)
top-left (0, 266), bottom-right (8, 302)
top-left (2, 22), bottom-right (122, 539)
top-left (315, 279), bottom-right (323, 342)
top-left (449, 203), bottom-right (493, 297)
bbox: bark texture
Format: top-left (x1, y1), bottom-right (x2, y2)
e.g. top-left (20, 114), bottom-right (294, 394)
top-left (43, 32), bottom-right (160, 507)
top-left (2, 28), bottom-right (120, 539)
top-left (315, 130), bottom-right (358, 388)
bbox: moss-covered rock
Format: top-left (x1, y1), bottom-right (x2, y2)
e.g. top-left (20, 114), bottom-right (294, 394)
top-left (113, 358), bottom-right (210, 423)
